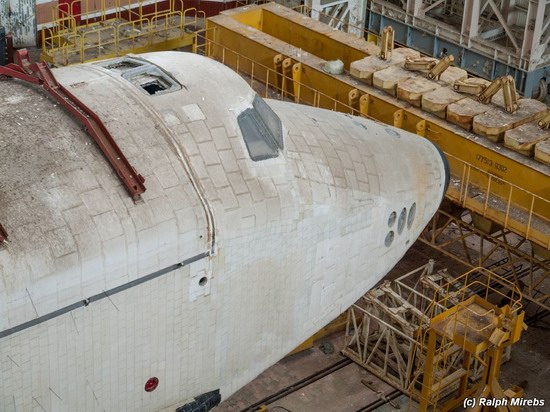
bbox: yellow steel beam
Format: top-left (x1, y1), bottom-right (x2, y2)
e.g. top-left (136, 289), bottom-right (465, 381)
top-left (219, 4), bottom-right (377, 70)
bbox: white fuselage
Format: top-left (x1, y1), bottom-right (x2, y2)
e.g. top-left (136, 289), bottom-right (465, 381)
top-left (0, 52), bottom-right (447, 411)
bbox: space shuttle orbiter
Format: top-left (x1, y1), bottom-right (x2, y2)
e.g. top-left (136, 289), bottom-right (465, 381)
top-left (0, 51), bottom-right (448, 411)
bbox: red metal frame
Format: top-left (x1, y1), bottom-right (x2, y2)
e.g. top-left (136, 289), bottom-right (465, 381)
top-left (0, 50), bottom-right (146, 201)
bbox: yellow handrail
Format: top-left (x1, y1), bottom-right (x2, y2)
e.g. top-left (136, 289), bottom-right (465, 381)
top-left (446, 152), bottom-right (550, 248)
top-left (42, 1), bottom-right (198, 65)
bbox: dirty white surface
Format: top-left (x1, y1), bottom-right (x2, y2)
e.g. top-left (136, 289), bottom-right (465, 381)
top-left (0, 52), bottom-right (447, 411)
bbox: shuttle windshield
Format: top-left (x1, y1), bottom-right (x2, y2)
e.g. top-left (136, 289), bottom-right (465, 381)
top-left (238, 95), bottom-right (283, 161)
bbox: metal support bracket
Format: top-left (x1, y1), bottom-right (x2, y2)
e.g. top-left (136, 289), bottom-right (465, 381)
top-left (292, 62), bottom-right (302, 103)
top-left (359, 94), bottom-right (370, 116)
top-left (478, 75), bottom-right (519, 113)
top-left (538, 111), bottom-right (550, 129)
top-left (453, 79), bottom-right (487, 95)
top-left (0, 49), bottom-right (146, 200)
top-left (379, 26), bottom-right (395, 61)
top-left (428, 55), bottom-right (455, 80)
top-left (282, 57), bottom-right (293, 98)
top-left (416, 120), bottom-right (427, 137)
top-left (348, 88), bottom-right (360, 112)
top-left (273, 54), bottom-right (284, 92)
top-left (393, 109), bottom-right (404, 128)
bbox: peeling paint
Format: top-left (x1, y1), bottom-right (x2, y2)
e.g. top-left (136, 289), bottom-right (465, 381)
top-left (0, 0), bottom-right (36, 47)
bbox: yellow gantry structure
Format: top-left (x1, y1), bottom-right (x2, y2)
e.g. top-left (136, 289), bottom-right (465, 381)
top-left (343, 262), bottom-right (527, 411)
top-left (196, 3), bottom-right (550, 254)
top-left (40, 0), bottom-right (202, 65)
top-left (417, 268), bottom-right (526, 411)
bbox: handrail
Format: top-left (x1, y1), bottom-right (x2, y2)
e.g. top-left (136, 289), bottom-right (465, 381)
top-left (117, 18), bottom-right (150, 50)
top-left (41, 2), bottom-right (197, 65)
top-left (151, 11), bottom-right (184, 33)
top-left (184, 8), bottom-right (206, 30)
top-left (193, 29), bottom-right (375, 118)
top-left (81, 25), bottom-right (117, 62)
top-left (445, 152), bottom-right (550, 249)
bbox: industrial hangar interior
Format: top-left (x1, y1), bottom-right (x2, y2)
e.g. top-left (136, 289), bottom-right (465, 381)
top-left (1, 0), bottom-right (549, 411)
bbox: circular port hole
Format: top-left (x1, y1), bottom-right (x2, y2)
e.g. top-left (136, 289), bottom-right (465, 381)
top-left (384, 231), bottom-right (394, 247)
top-left (388, 211), bottom-right (397, 227)
top-left (407, 203), bottom-right (417, 229)
top-left (397, 208), bottom-right (407, 235)
top-left (145, 377), bottom-right (159, 392)
top-left (199, 277), bottom-right (208, 286)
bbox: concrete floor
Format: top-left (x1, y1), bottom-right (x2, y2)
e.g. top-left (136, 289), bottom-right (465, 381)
top-left (213, 240), bottom-right (550, 412)
top-left (213, 333), bottom-right (402, 412)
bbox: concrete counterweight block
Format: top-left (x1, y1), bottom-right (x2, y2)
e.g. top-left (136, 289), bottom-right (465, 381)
top-left (473, 99), bottom-right (547, 142)
top-left (535, 140), bottom-right (550, 165)
top-left (446, 98), bottom-right (488, 131)
top-left (397, 77), bottom-right (441, 107)
top-left (373, 65), bottom-right (416, 96)
top-left (422, 88), bottom-right (465, 119)
top-left (350, 48), bottom-right (420, 85)
top-left (504, 123), bottom-right (550, 157)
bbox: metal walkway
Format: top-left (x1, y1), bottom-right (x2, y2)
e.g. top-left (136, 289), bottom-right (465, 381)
top-left (40, 0), bottom-right (202, 65)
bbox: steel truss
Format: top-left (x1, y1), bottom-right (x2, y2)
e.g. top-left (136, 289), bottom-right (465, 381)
top-left (343, 261), bottom-right (514, 405)
top-left (420, 208), bottom-right (550, 313)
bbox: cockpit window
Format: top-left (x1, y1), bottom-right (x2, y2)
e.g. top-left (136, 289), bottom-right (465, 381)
top-left (238, 95), bottom-right (284, 161)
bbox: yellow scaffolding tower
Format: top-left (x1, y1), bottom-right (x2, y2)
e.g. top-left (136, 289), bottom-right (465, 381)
top-left (415, 267), bottom-right (526, 411)
top-left (41, 0), bottom-right (203, 65)
top-left (343, 262), bottom-right (526, 411)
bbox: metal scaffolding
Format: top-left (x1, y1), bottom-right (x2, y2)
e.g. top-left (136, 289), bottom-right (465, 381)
top-left (40, 0), bottom-right (202, 65)
top-left (420, 208), bottom-right (550, 313)
top-left (343, 261), bottom-right (525, 411)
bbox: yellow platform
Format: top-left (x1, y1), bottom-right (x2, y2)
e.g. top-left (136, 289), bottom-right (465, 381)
top-left (41, 0), bottom-right (201, 65)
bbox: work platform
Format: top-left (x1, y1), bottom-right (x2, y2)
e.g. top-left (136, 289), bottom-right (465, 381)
top-left (40, 0), bottom-right (200, 65)
top-left (198, 3), bottom-right (550, 253)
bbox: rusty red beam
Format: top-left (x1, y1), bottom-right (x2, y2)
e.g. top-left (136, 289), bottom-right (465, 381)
top-left (0, 224), bottom-right (7, 242)
top-left (0, 64), bottom-right (41, 84)
top-left (4, 50), bottom-right (146, 200)
top-left (34, 63), bottom-right (146, 199)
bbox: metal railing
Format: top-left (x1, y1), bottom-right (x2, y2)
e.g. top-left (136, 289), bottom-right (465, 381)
top-left (430, 267), bottom-right (523, 315)
top-left (193, 28), bottom-right (374, 116)
top-left (446, 152), bottom-right (550, 249)
top-left (53, 0), bottom-right (185, 28)
top-left (42, 0), bottom-right (200, 65)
